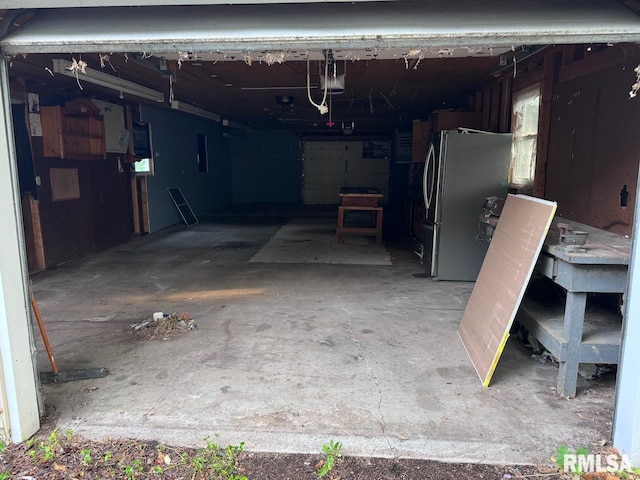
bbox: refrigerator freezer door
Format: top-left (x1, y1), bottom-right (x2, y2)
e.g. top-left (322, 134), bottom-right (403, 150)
top-left (421, 220), bottom-right (437, 276)
top-left (434, 130), bottom-right (512, 281)
top-left (430, 222), bottom-right (439, 277)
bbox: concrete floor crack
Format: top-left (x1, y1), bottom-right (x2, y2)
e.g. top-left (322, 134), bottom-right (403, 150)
top-left (339, 302), bottom-right (395, 457)
top-left (134, 368), bottom-right (185, 440)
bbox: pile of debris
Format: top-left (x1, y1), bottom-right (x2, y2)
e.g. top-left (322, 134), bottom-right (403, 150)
top-left (129, 312), bottom-right (197, 341)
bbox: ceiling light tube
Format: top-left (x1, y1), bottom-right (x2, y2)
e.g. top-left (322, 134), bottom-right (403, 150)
top-left (240, 86), bottom-right (316, 91)
top-left (222, 119), bottom-right (251, 131)
top-left (170, 100), bottom-right (221, 122)
top-left (52, 59), bottom-right (164, 102)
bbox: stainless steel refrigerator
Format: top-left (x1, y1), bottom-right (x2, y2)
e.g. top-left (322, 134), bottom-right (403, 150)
top-left (422, 129), bottom-right (512, 281)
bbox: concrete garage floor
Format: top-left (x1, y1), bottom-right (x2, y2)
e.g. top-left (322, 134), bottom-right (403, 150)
top-left (30, 214), bottom-right (615, 465)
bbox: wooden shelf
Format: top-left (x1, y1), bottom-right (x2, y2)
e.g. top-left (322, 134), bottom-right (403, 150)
top-left (516, 219), bottom-right (629, 397)
top-left (518, 296), bottom-right (622, 364)
top-left (41, 98), bottom-right (106, 160)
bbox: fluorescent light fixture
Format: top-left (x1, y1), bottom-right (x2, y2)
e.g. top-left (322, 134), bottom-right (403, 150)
top-left (52, 59), bottom-right (164, 102)
top-left (240, 86), bottom-right (316, 90)
top-left (222, 119), bottom-right (251, 131)
top-left (170, 100), bottom-right (220, 122)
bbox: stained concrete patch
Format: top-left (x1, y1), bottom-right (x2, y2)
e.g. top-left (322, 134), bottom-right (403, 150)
top-left (249, 218), bottom-right (392, 265)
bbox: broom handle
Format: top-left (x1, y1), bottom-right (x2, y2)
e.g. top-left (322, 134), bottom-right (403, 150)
top-left (29, 285), bottom-right (58, 375)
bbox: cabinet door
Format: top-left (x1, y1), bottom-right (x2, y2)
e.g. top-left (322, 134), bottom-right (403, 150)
top-left (40, 106), bottom-right (64, 158)
top-left (62, 116), bottom-right (106, 160)
top-left (40, 104), bottom-right (106, 160)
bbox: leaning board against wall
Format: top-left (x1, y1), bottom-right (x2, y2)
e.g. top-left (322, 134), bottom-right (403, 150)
top-left (302, 140), bottom-right (390, 204)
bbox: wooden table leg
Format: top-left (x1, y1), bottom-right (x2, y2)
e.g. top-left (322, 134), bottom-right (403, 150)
top-left (557, 291), bottom-right (587, 397)
top-left (336, 205), bottom-right (382, 244)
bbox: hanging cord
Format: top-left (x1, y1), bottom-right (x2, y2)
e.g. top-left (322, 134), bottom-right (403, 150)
top-left (307, 53), bottom-right (329, 114)
top-left (326, 90), bottom-right (335, 127)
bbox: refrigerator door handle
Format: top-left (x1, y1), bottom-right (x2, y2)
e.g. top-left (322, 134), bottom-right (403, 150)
top-left (423, 142), bottom-right (436, 211)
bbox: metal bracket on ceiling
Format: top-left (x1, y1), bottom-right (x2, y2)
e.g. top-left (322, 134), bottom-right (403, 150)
top-left (126, 53), bottom-right (173, 78)
top-left (491, 45), bottom-right (547, 77)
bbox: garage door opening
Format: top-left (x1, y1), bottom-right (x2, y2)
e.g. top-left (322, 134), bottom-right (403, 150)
top-left (1, 0), bottom-right (640, 465)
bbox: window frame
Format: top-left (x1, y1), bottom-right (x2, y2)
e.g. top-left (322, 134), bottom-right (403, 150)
top-left (509, 84), bottom-right (541, 187)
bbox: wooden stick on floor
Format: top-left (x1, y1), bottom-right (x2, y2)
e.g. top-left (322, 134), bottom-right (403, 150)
top-left (29, 285), bottom-right (58, 375)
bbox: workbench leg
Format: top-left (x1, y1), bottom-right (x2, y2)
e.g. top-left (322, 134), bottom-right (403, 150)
top-left (557, 292), bottom-right (587, 397)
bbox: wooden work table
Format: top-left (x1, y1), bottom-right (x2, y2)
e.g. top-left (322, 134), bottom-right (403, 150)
top-left (517, 219), bottom-right (630, 397)
top-left (336, 187), bottom-right (383, 244)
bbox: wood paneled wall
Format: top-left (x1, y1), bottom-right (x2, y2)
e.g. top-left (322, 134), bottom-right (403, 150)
top-left (483, 43), bottom-right (640, 235)
top-left (15, 82), bottom-right (133, 270)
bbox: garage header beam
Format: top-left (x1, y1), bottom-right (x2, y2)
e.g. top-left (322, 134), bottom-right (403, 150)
top-left (2, 0), bottom-right (640, 56)
top-left (6, 0), bottom-right (384, 5)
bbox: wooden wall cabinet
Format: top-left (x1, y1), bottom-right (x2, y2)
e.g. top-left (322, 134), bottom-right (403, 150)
top-left (41, 98), bottom-right (106, 160)
top-left (431, 110), bottom-right (482, 132)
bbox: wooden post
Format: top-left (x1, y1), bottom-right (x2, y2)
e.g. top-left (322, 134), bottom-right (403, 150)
top-left (499, 77), bottom-right (512, 133)
top-left (125, 105), bottom-right (141, 235)
top-left (533, 50), bottom-right (559, 199)
top-left (27, 194), bottom-right (45, 271)
top-left (139, 176), bottom-right (150, 234)
top-left (489, 83), bottom-right (501, 132)
top-left (130, 177), bottom-right (141, 235)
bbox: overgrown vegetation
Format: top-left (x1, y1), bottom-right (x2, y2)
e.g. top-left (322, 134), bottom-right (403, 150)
top-left (26, 428), bottom-right (60, 463)
top-left (3, 428), bottom-right (249, 480)
top-left (2, 426), bottom-right (639, 479)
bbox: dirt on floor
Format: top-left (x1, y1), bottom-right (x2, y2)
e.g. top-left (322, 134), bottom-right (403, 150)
top-left (128, 312), bottom-right (197, 341)
top-left (2, 421), bottom-right (638, 480)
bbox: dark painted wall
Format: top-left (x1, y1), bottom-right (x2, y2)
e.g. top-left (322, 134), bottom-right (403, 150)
top-left (30, 150), bottom-right (132, 269)
top-left (230, 129), bottom-right (301, 204)
top-left (545, 56), bottom-right (640, 236)
top-left (140, 104), bottom-right (232, 232)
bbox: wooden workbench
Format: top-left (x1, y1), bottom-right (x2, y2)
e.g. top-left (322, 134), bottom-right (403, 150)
top-left (336, 188), bottom-right (383, 244)
top-left (517, 219), bottom-right (630, 397)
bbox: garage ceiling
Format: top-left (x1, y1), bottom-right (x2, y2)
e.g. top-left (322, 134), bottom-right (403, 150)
top-left (9, 52), bottom-right (507, 133)
top-left (2, 1), bottom-right (640, 133)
